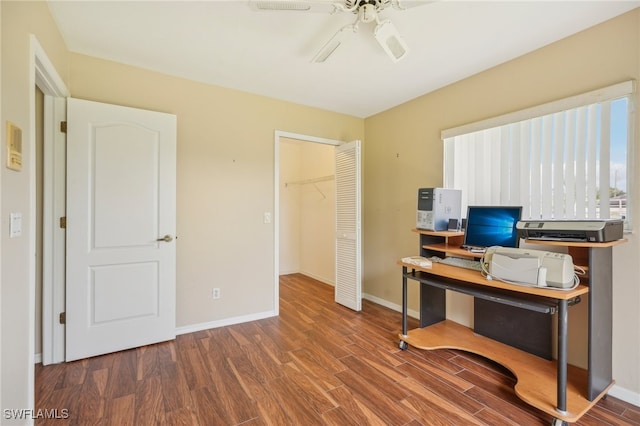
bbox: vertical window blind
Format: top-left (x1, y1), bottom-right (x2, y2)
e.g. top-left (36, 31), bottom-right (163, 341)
top-left (442, 81), bottom-right (633, 228)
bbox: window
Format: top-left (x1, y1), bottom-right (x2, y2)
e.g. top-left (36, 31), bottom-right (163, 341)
top-left (442, 81), bottom-right (634, 230)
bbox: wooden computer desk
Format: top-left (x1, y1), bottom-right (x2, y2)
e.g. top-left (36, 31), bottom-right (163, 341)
top-left (398, 231), bottom-right (626, 425)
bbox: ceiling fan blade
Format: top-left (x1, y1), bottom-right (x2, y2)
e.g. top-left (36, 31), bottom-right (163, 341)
top-left (374, 19), bottom-right (409, 62)
top-left (311, 24), bottom-right (357, 63)
top-left (391, 0), bottom-right (435, 10)
top-left (249, 0), bottom-right (339, 13)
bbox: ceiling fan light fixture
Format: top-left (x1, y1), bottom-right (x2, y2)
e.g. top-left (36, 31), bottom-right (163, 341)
top-left (358, 4), bottom-right (377, 23)
top-left (374, 19), bottom-right (409, 62)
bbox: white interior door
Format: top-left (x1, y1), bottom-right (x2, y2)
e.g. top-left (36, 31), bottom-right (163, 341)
top-left (334, 140), bottom-right (362, 311)
top-left (66, 98), bottom-right (177, 361)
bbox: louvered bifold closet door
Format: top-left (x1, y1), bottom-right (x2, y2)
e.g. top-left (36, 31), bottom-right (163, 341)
top-left (334, 140), bottom-right (362, 311)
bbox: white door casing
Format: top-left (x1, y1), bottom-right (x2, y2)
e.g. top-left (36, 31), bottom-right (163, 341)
top-left (334, 140), bottom-right (362, 311)
top-left (66, 98), bottom-right (176, 361)
top-left (42, 95), bottom-right (67, 365)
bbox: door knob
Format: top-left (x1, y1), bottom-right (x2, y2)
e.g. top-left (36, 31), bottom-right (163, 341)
top-left (156, 234), bottom-right (173, 242)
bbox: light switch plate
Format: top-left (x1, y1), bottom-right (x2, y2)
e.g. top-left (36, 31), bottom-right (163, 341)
top-left (10, 212), bottom-right (22, 238)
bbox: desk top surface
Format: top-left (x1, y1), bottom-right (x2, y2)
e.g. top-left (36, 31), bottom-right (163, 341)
top-left (398, 260), bottom-right (589, 300)
top-left (412, 228), bottom-right (628, 248)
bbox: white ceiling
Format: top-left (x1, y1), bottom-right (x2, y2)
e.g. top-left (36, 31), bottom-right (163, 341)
top-left (47, 0), bottom-right (639, 118)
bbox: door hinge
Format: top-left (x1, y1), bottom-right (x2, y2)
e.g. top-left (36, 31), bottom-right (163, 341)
top-left (59, 312), bottom-right (66, 324)
top-left (60, 121), bottom-right (67, 133)
top-left (59, 217), bottom-right (67, 229)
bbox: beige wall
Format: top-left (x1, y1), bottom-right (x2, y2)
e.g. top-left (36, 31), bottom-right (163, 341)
top-left (299, 142), bottom-right (335, 284)
top-left (2, 0), bottom-right (640, 416)
top-left (364, 9), bottom-right (640, 399)
top-left (279, 140), bottom-right (303, 274)
top-left (68, 53), bottom-right (364, 328)
top-left (1, 1), bottom-right (69, 420)
top-left (1, 0), bottom-right (3, 414)
top-left (1, 1), bottom-right (363, 415)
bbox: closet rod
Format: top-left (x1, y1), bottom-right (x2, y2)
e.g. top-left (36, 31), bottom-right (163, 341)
top-left (285, 175), bottom-right (334, 187)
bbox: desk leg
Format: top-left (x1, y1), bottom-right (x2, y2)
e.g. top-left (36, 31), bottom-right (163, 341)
top-left (588, 246), bottom-right (613, 400)
top-left (398, 267), bottom-right (409, 350)
top-left (557, 299), bottom-right (568, 415)
top-left (402, 266), bottom-right (408, 337)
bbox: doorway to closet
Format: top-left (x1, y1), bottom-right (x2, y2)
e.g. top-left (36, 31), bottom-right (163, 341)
top-left (274, 131), bottom-right (362, 314)
top-left (279, 137), bottom-right (336, 284)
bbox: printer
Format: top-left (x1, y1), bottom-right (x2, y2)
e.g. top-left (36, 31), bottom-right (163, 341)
top-left (484, 246), bottom-right (575, 288)
top-left (516, 219), bottom-right (623, 243)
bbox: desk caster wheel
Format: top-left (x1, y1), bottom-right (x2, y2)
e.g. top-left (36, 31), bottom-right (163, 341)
top-left (398, 340), bottom-right (408, 351)
top-left (551, 418), bottom-right (568, 426)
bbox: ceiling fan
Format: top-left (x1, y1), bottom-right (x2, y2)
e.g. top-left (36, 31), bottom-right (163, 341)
top-left (249, 0), bottom-right (429, 63)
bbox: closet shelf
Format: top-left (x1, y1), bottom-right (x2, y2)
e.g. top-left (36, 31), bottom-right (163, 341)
top-left (285, 175), bottom-right (334, 187)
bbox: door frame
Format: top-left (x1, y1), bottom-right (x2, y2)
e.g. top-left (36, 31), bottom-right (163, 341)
top-left (273, 131), bottom-right (342, 315)
top-left (31, 35), bottom-right (69, 366)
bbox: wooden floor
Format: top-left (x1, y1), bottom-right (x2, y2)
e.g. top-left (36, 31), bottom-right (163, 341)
top-left (36, 273), bottom-right (640, 425)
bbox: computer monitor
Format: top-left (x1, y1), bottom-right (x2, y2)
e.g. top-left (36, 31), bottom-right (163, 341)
top-left (462, 206), bottom-right (523, 250)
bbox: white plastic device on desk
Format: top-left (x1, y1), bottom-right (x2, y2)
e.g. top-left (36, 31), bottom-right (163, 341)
top-left (483, 246), bottom-right (576, 288)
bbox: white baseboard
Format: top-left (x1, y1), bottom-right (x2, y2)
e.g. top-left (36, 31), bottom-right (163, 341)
top-left (362, 292), bottom-right (419, 320)
top-left (175, 293), bottom-right (408, 339)
top-left (33, 312), bottom-right (277, 363)
top-left (279, 270), bottom-right (334, 286)
top-left (608, 385), bottom-right (640, 407)
top-left (175, 310), bottom-right (277, 335)
top-left (299, 270), bottom-right (334, 286)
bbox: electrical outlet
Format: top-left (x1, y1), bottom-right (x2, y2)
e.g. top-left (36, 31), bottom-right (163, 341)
top-left (212, 288), bottom-right (221, 299)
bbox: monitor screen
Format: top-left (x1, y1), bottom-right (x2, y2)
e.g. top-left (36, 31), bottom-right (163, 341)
top-left (462, 206), bottom-right (522, 250)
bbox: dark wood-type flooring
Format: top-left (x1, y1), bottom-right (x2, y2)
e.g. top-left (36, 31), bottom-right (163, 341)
top-left (35, 273), bottom-right (640, 425)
